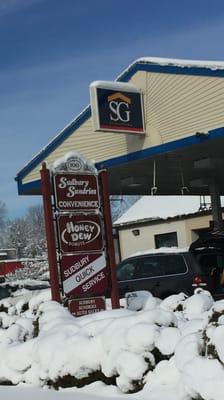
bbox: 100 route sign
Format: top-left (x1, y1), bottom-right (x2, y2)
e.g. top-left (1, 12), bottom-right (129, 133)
top-left (57, 214), bottom-right (103, 253)
top-left (53, 173), bottom-right (100, 212)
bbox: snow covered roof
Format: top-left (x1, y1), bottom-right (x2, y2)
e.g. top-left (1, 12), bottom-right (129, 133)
top-left (122, 57), bottom-right (224, 75)
top-left (114, 196), bottom-right (224, 226)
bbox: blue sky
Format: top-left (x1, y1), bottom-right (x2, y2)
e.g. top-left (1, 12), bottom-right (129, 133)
top-left (1, 0), bottom-right (224, 218)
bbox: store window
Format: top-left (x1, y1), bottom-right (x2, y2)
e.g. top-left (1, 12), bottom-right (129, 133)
top-left (154, 232), bottom-right (178, 249)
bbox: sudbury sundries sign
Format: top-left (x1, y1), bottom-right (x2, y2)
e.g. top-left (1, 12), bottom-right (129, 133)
top-left (53, 173), bottom-right (100, 212)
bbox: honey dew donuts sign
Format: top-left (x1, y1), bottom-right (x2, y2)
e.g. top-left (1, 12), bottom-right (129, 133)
top-left (57, 214), bottom-right (103, 253)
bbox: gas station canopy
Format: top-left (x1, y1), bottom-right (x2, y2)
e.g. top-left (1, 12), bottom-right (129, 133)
top-left (16, 57), bottom-right (224, 196)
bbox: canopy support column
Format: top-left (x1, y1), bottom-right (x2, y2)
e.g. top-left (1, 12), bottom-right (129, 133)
top-left (210, 181), bottom-right (223, 231)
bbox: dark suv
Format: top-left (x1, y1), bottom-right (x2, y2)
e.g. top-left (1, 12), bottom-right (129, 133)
top-left (117, 237), bottom-right (224, 299)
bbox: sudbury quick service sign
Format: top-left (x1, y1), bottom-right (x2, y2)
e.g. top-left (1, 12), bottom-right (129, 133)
top-left (60, 252), bottom-right (108, 297)
top-left (57, 214), bottom-right (103, 253)
top-left (90, 81), bottom-right (145, 134)
top-left (53, 173), bottom-right (100, 212)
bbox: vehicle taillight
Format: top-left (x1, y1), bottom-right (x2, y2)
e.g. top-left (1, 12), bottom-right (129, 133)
top-left (193, 275), bottom-right (203, 285)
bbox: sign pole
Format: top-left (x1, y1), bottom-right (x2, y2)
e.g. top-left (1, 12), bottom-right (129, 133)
top-left (99, 170), bottom-right (120, 309)
top-left (40, 163), bottom-right (61, 303)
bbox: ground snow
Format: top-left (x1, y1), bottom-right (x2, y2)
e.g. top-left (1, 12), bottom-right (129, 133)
top-left (0, 288), bottom-right (224, 400)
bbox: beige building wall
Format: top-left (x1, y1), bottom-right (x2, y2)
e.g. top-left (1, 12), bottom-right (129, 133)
top-left (118, 211), bottom-right (224, 260)
top-left (184, 214), bottom-right (212, 244)
top-left (118, 219), bottom-right (187, 260)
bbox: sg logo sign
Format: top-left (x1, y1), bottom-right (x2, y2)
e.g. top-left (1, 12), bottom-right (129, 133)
top-left (107, 93), bottom-right (131, 123)
top-left (91, 84), bottom-right (145, 134)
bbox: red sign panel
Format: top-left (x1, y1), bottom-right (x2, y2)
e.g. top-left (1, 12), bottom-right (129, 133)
top-left (60, 252), bottom-right (108, 296)
top-left (57, 214), bottom-right (103, 254)
top-left (53, 173), bottom-right (100, 212)
top-left (68, 296), bottom-right (106, 317)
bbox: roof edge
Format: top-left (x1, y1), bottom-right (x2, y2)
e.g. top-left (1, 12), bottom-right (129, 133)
top-left (114, 207), bottom-right (224, 228)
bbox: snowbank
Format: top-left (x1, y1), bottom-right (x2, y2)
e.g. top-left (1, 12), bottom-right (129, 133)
top-left (0, 289), bottom-right (224, 400)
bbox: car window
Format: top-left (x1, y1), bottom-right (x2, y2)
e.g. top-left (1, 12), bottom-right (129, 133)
top-left (135, 257), bottom-right (165, 278)
top-left (135, 254), bottom-right (187, 279)
top-left (164, 254), bottom-right (187, 274)
top-left (117, 259), bottom-right (137, 281)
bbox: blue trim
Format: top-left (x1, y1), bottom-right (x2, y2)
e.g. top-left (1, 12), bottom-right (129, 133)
top-left (18, 127), bottom-right (224, 195)
top-left (16, 59), bottom-right (224, 186)
top-left (95, 127), bottom-right (224, 169)
top-left (18, 178), bottom-right (42, 195)
top-left (118, 61), bottom-right (224, 83)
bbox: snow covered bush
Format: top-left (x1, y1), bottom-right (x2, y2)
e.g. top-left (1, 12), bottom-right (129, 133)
top-left (0, 288), bottom-right (224, 399)
top-left (5, 259), bottom-right (49, 282)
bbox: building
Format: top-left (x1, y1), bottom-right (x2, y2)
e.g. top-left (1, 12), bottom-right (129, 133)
top-left (16, 57), bottom-right (224, 201)
top-left (114, 196), bottom-right (224, 260)
top-left (0, 248), bottom-right (17, 261)
top-left (15, 57), bottom-right (224, 245)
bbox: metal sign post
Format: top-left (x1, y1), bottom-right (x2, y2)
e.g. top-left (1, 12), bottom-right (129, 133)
top-left (99, 170), bottom-right (120, 309)
top-left (40, 163), bottom-right (61, 303)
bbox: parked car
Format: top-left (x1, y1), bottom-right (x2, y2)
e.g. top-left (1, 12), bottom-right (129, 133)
top-left (0, 284), bottom-right (12, 300)
top-left (117, 239), bottom-right (224, 300)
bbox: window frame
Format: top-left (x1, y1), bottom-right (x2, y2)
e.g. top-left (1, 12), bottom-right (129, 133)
top-left (154, 231), bottom-right (178, 249)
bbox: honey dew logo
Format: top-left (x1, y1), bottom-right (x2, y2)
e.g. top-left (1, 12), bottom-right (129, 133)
top-left (61, 219), bottom-right (101, 248)
top-left (107, 92), bottom-right (131, 123)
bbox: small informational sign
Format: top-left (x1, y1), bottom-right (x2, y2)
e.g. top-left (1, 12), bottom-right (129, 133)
top-left (68, 296), bottom-right (106, 317)
top-left (90, 81), bottom-right (145, 134)
top-left (57, 214), bottom-right (103, 253)
top-left (60, 252), bottom-right (108, 296)
top-left (53, 173), bottom-right (100, 212)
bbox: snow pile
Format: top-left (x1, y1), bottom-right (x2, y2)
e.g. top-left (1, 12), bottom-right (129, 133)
top-left (0, 289), bottom-right (224, 399)
top-left (131, 57), bottom-right (224, 72)
top-left (90, 80), bottom-right (139, 92)
top-left (130, 246), bottom-right (189, 258)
